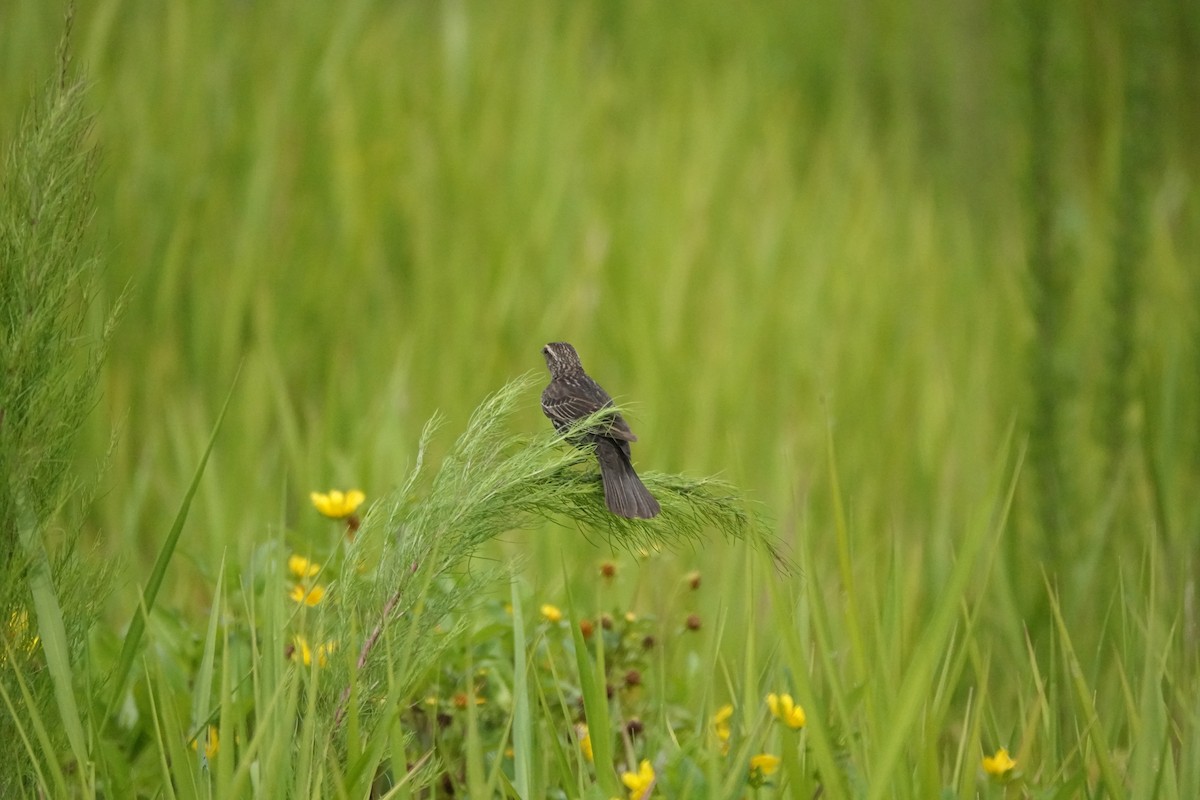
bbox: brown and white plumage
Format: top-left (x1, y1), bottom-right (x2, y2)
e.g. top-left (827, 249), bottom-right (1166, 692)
top-left (541, 342), bottom-right (660, 519)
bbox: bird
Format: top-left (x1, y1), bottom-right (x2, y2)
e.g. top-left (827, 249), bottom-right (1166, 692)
top-left (540, 342), bottom-right (660, 519)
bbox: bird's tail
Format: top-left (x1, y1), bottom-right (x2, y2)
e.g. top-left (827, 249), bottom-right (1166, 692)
top-left (595, 440), bottom-right (661, 519)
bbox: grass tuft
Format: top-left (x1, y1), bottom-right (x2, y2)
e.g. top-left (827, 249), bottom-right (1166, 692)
top-left (335, 374), bottom-right (775, 729)
top-left (0, 16), bottom-right (118, 793)
top-left (1, 2), bottom-right (1197, 796)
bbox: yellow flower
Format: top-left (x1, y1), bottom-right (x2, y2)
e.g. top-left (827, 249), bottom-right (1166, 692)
top-left (748, 753), bottom-right (777, 777)
top-left (4, 609), bottom-right (40, 660)
top-left (747, 753), bottom-right (780, 788)
top-left (310, 489), bottom-right (365, 519)
top-left (189, 725), bottom-right (219, 758)
top-left (983, 747), bottom-right (1017, 777)
top-left (621, 759), bottom-right (655, 800)
top-left (766, 693), bottom-right (806, 729)
top-left (541, 604), bottom-right (563, 623)
top-left (293, 636), bottom-right (336, 667)
top-left (289, 583), bottom-right (326, 606)
top-left (288, 554), bottom-right (321, 578)
top-left (577, 724), bottom-right (594, 763)
top-left (712, 704), bottom-right (734, 752)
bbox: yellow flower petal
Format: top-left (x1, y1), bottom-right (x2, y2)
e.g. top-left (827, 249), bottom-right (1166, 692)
top-left (5, 609), bottom-right (41, 658)
top-left (621, 759), bottom-right (655, 799)
top-left (577, 724), bottom-right (594, 763)
top-left (292, 637), bottom-right (335, 668)
top-left (189, 725), bottom-right (219, 759)
top-left (288, 554), bottom-right (320, 578)
top-left (294, 636), bottom-right (313, 666)
top-left (311, 489), bottom-right (366, 519)
top-left (289, 583), bottom-right (326, 606)
top-left (712, 704), bottom-right (734, 749)
top-left (766, 692), bottom-right (806, 729)
top-left (540, 604), bottom-right (563, 623)
top-left (983, 747), bottom-right (1017, 776)
top-left (749, 753), bottom-right (780, 776)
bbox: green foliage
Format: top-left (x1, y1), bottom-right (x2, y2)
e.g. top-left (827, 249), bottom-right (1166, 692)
top-left (2, 0), bottom-right (1199, 797)
top-left (0, 36), bottom-right (100, 559)
top-left (1100, 2), bottom-right (1158, 481)
top-left (1021, 0), bottom-right (1070, 562)
top-left (0, 20), bottom-right (118, 794)
top-left (328, 376), bottom-right (770, 788)
top-left (76, 374), bottom-right (771, 796)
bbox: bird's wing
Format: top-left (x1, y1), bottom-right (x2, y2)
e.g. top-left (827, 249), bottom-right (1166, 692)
top-left (603, 409), bottom-right (638, 442)
top-left (541, 382), bottom-right (605, 425)
top-left (541, 382), bottom-right (639, 442)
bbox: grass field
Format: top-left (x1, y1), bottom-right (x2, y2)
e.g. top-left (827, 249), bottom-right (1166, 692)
top-left (3, 1), bottom-right (1199, 797)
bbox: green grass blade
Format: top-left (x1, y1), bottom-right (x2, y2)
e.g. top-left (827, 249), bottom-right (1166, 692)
top-left (17, 499), bottom-right (90, 790)
top-left (770, 569), bottom-right (849, 800)
top-left (0, 641), bottom-right (63, 797)
top-left (216, 620), bottom-right (235, 793)
top-left (826, 420), bottom-right (867, 682)
top-left (865, 437), bottom-right (1019, 799)
top-left (510, 583), bottom-right (532, 798)
top-left (143, 661), bottom-right (182, 800)
top-left (1045, 580), bottom-right (1125, 796)
top-left (189, 556), bottom-right (224, 772)
top-left (563, 564), bottom-right (621, 798)
top-left (464, 647), bottom-right (486, 795)
top-left (105, 369), bottom-right (240, 721)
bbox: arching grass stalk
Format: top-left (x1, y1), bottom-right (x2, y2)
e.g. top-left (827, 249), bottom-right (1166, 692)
top-left (332, 373), bottom-right (781, 732)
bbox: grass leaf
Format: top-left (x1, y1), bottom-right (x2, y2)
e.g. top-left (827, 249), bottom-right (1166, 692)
top-left (104, 369), bottom-right (240, 721)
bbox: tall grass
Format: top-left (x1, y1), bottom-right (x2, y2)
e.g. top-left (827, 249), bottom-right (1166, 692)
top-left (0, 15), bottom-right (119, 792)
top-left (1021, 0), bottom-right (1069, 572)
top-left (2, 0), bottom-right (1198, 796)
top-left (1100, 3), bottom-right (1156, 484)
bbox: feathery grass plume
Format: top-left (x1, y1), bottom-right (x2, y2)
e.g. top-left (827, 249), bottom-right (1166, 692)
top-left (330, 374), bottom-right (780, 743)
top-left (0, 10), bottom-right (120, 794)
top-left (1099, 3), bottom-right (1156, 486)
top-left (1021, 0), bottom-right (1070, 566)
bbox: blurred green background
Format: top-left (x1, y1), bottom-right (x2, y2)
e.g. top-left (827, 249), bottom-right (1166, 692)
top-left (3, 0), bottom-right (1198, 636)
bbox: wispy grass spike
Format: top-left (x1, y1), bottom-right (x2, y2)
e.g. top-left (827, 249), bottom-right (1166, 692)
top-left (335, 374), bottom-right (788, 734)
top-left (354, 373), bottom-right (786, 608)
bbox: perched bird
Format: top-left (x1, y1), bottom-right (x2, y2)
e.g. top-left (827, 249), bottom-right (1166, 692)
top-left (540, 342), bottom-right (660, 519)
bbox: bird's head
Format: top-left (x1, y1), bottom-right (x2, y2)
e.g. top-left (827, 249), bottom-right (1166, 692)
top-left (542, 341), bottom-right (583, 378)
